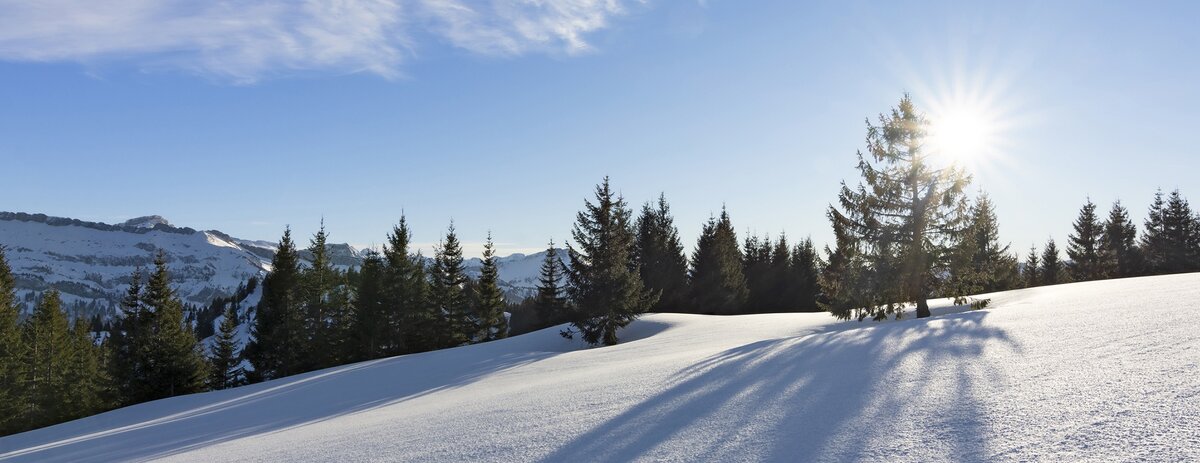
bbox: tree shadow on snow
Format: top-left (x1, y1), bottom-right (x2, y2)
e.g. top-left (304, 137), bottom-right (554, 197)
top-left (539, 310), bottom-right (1022, 463)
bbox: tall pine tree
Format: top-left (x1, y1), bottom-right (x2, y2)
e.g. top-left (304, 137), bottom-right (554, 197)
top-left (382, 216), bottom-right (430, 354)
top-left (534, 240), bottom-right (570, 327)
top-left (633, 194), bottom-right (690, 313)
top-left (1142, 189), bottom-right (1199, 274)
top-left (1023, 245), bottom-right (1040, 288)
top-left (1099, 200), bottom-right (1142, 278)
top-left (688, 208), bottom-right (749, 315)
top-left (789, 237), bottom-right (821, 312)
top-left (63, 318), bottom-right (108, 420)
top-left (300, 222), bottom-right (352, 371)
top-left (742, 234), bottom-right (774, 312)
top-left (209, 302), bottom-right (243, 390)
top-left (246, 227), bottom-right (302, 381)
top-left (22, 290), bottom-right (73, 429)
top-left (566, 177), bottom-right (655, 345)
top-left (949, 192), bottom-right (1018, 295)
top-left (143, 251), bottom-right (208, 400)
top-left (109, 268), bottom-right (151, 404)
top-left (0, 246), bottom-right (27, 435)
top-left (475, 233), bottom-right (509, 342)
top-left (350, 250), bottom-right (387, 361)
top-left (1066, 198), bottom-right (1105, 281)
top-left (1040, 239), bottom-right (1066, 286)
top-left (827, 95), bottom-right (971, 320)
top-left (429, 222), bottom-right (471, 348)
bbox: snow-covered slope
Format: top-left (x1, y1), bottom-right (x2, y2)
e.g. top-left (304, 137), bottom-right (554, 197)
top-left (4, 273), bottom-right (1198, 462)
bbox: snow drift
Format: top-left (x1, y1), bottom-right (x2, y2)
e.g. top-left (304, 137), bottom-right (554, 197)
top-left (2, 273), bottom-right (1198, 462)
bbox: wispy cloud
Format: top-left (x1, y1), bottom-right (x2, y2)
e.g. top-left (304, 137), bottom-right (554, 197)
top-left (0, 0), bottom-right (635, 83)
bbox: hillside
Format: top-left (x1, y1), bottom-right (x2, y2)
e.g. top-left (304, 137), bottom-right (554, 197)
top-left (2, 273), bottom-right (1198, 462)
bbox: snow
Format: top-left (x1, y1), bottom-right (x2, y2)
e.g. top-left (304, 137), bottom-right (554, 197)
top-left (3, 273), bottom-right (1199, 462)
top-left (0, 216), bottom-right (272, 311)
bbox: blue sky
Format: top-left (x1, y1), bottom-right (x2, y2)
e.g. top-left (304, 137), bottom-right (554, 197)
top-left (2, 0), bottom-right (1198, 257)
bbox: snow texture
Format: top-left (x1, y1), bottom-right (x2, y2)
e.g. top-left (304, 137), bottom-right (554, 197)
top-left (2, 273), bottom-right (1198, 462)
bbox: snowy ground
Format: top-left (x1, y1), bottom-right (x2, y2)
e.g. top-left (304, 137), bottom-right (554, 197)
top-left (3, 273), bottom-right (1199, 462)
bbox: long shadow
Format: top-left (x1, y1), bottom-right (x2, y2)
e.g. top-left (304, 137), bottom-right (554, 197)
top-left (0, 322), bottom-right (640, 463)
top-left (539, 310), bottom-right (1021, 462)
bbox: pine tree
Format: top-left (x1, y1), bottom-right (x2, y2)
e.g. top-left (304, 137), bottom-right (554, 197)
top-left (768, 234), bottom-right (793, 311)
top-left (350, 250), bottom-right (386, 361)
top-left (1143, 189), bottom-right (1199, 274)
top-left (1023, 245), bottom-right (1040, 288)
top-left (1066, 198), bottom-right (1105, 281)
top-left (209, 302), bottom-right (243, 390)
top-left (429, 222), bottom-right (471, 348)
top-left (108, 268), bottom-right (152, 404)
top-left (299, 222), bottom-right (352, 371)
top-left (381, 216), bottom-right (430, 354)
top-left (633, 194), bottom-right (690, 313)
top-left (789, 238), bottom-right (821, 312)
top-left (0, 246), bottom-right (27, 435)
top-left (566, 177), bottom-right (655, 345)
top-left (22, 290), bottom-right (73, 429)
top-left (63, 318), bottom-right (108, 420)
top-left (246, 227), bottom-right (302, 381)
top-left (742, 234), bottom-right (774, 313)
top-left (1040, 239), bottom-right (1066, 286)
top-left (818, 217), bottom-right (865, 315)
top-left (1099, 200), bottom-right (1142, 278)
top-left (475, 233), bottom-right (509, 342)
top-left (534, 240), bottom-right (570, 327)
top-left (143, 251), bottom-right (208, 400)
top-left (689, 208), bottom-right (749, 315)
top-left (949, 192), bottom-right (1019, 297)
top-left (826, 95), bottom-right (972, 320)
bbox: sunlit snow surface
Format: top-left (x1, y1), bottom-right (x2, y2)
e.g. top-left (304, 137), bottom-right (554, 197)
top-left (3, 274), bottom-right (1199, 462)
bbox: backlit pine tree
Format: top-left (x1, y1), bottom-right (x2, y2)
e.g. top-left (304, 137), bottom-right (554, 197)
top-left (826, 95), bottom-right (971, 320)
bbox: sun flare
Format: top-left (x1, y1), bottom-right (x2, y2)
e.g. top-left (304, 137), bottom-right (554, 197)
top-left (926, 104), bottom-right (998, 164)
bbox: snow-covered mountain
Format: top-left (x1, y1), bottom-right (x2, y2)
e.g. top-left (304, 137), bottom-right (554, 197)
top-left (0, 212), bottom-right (558, 320)
top-left (4, 273), bottom-right (1198, 462)
top-left (0, 212), bottom-right (280, 319)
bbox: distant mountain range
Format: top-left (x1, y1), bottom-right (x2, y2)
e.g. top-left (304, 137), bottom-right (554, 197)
top-left (0, 212), bottom-right (559, 319)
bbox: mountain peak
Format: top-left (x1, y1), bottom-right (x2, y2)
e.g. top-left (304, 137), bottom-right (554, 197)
top-left (120, 215), bottom-right (170, 229)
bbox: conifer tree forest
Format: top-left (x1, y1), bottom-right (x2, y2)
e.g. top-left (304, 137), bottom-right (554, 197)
top-left (4, 95), bottom-right (1200, 436)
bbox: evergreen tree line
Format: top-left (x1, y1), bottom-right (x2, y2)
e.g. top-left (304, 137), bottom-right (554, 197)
top-left (505, 185), bottom-right (824, 343)
top-left (506, 179), bottom-right (825, 345)
top-left (1020, 189), bottom-right (1200, 287)
top-left (0, 248), bottom-right (209, 436)
top-left (244, 219), bottom-right (510, 382)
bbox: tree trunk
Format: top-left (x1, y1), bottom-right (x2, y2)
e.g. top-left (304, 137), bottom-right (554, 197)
top-left (915, 298), bottom-right (931, 318)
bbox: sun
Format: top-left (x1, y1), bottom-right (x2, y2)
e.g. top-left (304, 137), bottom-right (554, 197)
top-left (926, 104), bottom-right (998, 165)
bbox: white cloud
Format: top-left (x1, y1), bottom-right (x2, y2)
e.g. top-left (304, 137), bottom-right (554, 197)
top-left (0, 0), bottom-right (635, 83)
